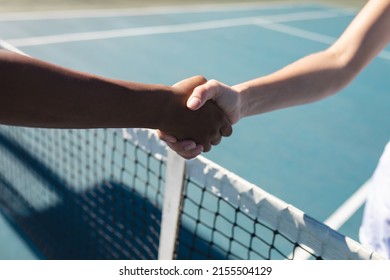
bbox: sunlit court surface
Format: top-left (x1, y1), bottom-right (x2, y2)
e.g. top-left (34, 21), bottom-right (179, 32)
top-left (0, 0), bottom-right (389, 260)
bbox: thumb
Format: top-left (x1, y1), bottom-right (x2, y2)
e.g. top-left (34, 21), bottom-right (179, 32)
top-left (187, 79), bottom-right (222, 111)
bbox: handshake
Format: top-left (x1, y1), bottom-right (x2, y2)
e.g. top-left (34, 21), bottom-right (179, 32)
top-left (157, 76), bottom-right (243, 160)
top-left (0, 50), bottom-right (247, 153)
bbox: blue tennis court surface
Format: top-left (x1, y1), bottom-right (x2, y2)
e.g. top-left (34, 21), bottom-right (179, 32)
top-left (1, 2), bottom-right (389, 259)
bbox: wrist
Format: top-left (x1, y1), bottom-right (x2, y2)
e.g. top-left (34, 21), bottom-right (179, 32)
top-left (120, 82), bottom-right (174, 129)
top-left (156, 86), bottom-right (186, 131)
top-left (232, 83), bottom-right (249, 121)
top-left (152, 85), bottom-right (178, 130)
top-left (233, 79), bottom-right (277, 118)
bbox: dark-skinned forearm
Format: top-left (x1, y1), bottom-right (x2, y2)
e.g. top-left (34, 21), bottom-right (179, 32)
top-left (0, 50), bottom-right (171, 128)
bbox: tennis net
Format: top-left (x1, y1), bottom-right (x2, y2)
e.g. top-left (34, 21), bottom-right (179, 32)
top-left (0, 125), bottom-right (383, 260)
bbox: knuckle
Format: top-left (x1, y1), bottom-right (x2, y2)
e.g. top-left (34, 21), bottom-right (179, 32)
top-left (203, 144), bottom-right (211, 152)
top-left (208, 79), bottom-right (219, 87)
top-left (195, 75), bottom-right (207, 84)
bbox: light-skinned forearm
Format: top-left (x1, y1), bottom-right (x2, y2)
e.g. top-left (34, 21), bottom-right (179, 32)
top-left (235, 0), bottom-right (390, 119)
top-left (234, 49), bottom-right (351, 118)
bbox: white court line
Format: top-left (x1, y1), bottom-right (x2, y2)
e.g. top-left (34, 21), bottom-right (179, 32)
top-left (8, 10), bottom-right (344, 47)
top-left (256, 21), bottom-right (390, 61)
top-left (0, 39), bottom-right (27, 55)
top-left (8, 17), bottom-right (257, 47)
top-left (0, 2), bottom-right (311, 22)
top-left (256, 21), bottom-right (335, 44)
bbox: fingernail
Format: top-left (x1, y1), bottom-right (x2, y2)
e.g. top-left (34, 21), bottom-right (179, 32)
top-left (195, 145), bottom-right (204, 153)
top-left (183, 142), bottom-right (196, 151)
top-left (187, 97), bottom-right (201, 110)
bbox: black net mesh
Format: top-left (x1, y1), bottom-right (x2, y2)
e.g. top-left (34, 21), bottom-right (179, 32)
top-left (175, 177), bottom-right (320, 260)
top-left (0, 126), bottom-right (164, 259)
